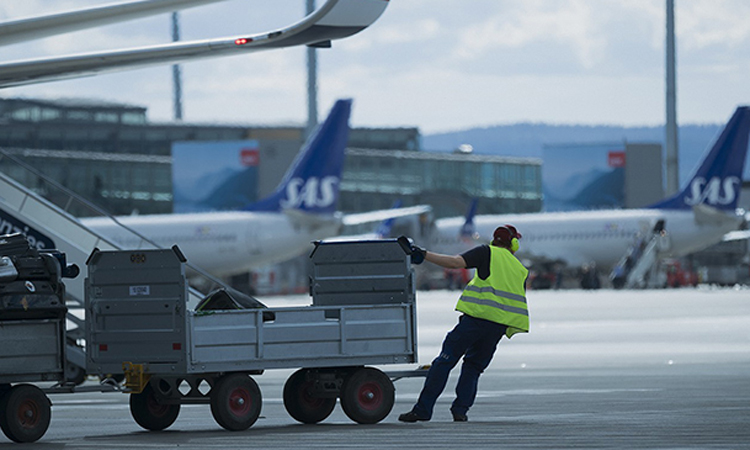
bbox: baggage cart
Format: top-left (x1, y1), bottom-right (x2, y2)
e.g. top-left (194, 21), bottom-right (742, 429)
top-left (85, 239), bottom-right (420, 431)
top-left (0, 234), bottom-right (72, 443)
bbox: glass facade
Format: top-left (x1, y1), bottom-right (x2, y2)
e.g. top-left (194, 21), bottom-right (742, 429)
top-left (0, 98), bottom-right (248, 156)
top-left (0, 149), bottom-right (171, 217)
top-left (341, 149), bottom-right (542, 217)
top-left (0, 98), bottom-right (253, 216)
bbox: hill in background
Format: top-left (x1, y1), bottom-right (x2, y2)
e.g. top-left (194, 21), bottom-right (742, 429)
top-left (422, 123), bottom-right (725, 184)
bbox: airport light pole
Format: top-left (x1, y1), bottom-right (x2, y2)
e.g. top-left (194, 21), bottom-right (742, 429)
top-left (305, 0), bottom-right (318, 139)
top-left (665, 0), bottom-right (678, 195)
top-left (172, 12), bottom-right (183, 121)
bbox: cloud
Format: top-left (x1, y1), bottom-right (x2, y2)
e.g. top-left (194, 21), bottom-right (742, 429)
top-left (1, 0), bottom-right (748, 131)
top-left (452, 1), bottom-right (606, 69)
top-left (678, 1), bottom-right (750, 50)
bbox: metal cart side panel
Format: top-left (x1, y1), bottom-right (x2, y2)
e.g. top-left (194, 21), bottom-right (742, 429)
top-left (187, 303), bottom-right (416, 373)
top-left (0, 319), bottom-right (64, 383)
top-left (85, 248), bottom-right (190, 375)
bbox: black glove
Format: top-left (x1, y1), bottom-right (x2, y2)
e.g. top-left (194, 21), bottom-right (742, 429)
top-left (397, 236), bottom-right (426, 265)
top-left (410, 244), bottom-right (426, 264)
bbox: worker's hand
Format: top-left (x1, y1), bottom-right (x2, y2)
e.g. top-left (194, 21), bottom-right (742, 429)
top-left (410, 244), bottom-right (426, 264)
top-left (397, 236), bottom-right (426, 264)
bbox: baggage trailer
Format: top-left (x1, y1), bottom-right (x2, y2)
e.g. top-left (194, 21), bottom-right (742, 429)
top-left (85, 239), bottom-right (419, 431)
top-left (0, 233), bottom-right (79, 443)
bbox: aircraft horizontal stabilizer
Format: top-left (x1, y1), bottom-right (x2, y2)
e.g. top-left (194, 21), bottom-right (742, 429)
top-left (282, 208), bottom-right (343, 231)
top-left (342, 205), bottom-right (432, 226)
top-left (692, 203), bottom-right (743, 227)
top-left (0, 0), bottom-right (390, 88)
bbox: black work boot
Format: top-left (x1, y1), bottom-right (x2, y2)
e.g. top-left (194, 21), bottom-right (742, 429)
top-left (398, 411), bottom-right (430, 422)
top-left (452, 412), bottom-right (468, 422)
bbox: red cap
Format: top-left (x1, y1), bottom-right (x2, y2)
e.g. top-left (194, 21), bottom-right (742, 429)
top-left (504, 224), bottom-right (522, 239)
top-left (493, 226), bottom-right (513, 246)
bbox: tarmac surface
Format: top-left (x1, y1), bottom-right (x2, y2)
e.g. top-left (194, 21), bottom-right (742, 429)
top-left (2, 287), bottom-right (749, 449)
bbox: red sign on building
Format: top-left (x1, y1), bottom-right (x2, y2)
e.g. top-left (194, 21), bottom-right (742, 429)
top-left (240, 148), bottom-right (260, 166)
top-left (608, 151), bottom-right (626, 168)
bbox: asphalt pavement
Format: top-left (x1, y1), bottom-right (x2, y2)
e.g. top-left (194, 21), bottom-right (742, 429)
top-left (2, 287), bottom-right (748, 449)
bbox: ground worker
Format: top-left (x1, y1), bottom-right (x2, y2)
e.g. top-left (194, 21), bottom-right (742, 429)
top-left (398, 225), bottom-right (529, 422)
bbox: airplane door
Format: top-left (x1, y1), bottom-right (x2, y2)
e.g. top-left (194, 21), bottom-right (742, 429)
top-left (246, 223), bottom-right (261, 257)
top-left (653, 219), bottom-right (671, 252)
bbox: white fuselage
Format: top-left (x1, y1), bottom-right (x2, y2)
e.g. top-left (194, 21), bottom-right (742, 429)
top-left (431, 208), bottom-right (743, 269)
top-left (82, 211), bottom-right (342, 277)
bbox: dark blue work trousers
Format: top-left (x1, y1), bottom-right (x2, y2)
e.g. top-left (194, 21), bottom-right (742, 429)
top-left (412, 314), bottom-right (507, 419)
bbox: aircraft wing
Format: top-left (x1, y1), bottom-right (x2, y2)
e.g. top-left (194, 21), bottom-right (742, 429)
top-left (724, 210), bottom-right (750, 241)
top-left (723, 230), bottom-right (750, 242)
top-left (0, 0), bottom-right (389, 88)
top-left (0, 0), bottom-right (229, 46)
top-left (342, 205), bottom-right (432, 226)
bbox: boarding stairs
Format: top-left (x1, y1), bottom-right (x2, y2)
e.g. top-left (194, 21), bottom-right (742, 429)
top-left (0, 147), bottom-right (260, 382)
top-left (610, 220), bottom-right (670, 289)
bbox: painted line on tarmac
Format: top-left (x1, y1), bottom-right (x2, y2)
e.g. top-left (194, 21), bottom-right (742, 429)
top-left (477, 388), bottom-right (661, 397)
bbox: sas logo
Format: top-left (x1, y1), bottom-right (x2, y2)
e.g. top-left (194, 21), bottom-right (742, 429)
top-left (684, 176), bottom-right (740, 206)
top-left (280, 176), bottom-right (339, 209)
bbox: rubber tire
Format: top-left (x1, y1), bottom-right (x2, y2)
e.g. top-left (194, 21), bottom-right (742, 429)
top-left (65, 363), bottom-right (86, 386)
top-left (0, 384), bottom-right (52, 443)
top-left (210, 373), bottom-right (262, 431)
top-left (339, 367), bottom-right (395, 424)
top-left (283, 369), bottom-right (337, 424)
top-left (129, 383), bottom-right (180, 431)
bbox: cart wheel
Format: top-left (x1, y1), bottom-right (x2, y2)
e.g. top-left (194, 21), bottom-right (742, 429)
top-left (340, 367), bottom-right (394, 424)
top-left (283, 369), bottom-right (337, 424)
top-left (0, 384), bottom-right (52, 443)
top-left (129, 383), bottom-right (180, 431)
top-left (210, 373), bottom-right (261, 431)
top-left (65, 363), bottom-right (86, 386)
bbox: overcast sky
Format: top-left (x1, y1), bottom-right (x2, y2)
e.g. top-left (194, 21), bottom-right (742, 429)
top-left (1, 0), bottom-right (749, 133)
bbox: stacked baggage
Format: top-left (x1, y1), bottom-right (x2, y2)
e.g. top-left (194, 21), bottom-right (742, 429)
top-left (0, 233), bottom-right (78, 443)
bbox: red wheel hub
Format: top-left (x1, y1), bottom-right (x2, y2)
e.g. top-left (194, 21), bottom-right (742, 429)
top-left (301, 382), bottom-right (325, 407)
top-left (16, 399), bottom-right (41, 429)
top-left (357, 382), bottom-right (383, 411)
top-left (229, 387), bottom-right (251, 416)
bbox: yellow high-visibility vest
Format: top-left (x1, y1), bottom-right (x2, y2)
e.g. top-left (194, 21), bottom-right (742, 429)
top-left (455, 246), bottom-right (529, 338)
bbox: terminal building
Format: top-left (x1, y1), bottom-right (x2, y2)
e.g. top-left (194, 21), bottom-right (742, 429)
top-left (0, 97), bottom-right (539, 219)
top-left (0, 97), bottom-right (542, 292)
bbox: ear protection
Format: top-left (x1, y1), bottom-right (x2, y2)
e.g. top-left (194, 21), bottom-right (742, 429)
top-left (493, 226), bottom-right (519, 252)
top-left (494, 225), bottom-right (521, 252)
top-left (505, 224), bottom-right (521, 253)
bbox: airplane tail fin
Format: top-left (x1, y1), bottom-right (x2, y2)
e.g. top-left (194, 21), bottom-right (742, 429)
top-left (374, 200), bottom-right (402, 238)
top-left (649, 106), bottom-right (750, 211)
top-left (459, 198), bottom-right (478, 239)
top-left (244, 99), bottom-right (351, 214)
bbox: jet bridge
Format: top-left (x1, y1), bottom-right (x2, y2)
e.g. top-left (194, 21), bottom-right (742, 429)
top-left (0, 148), bottom-right (261, 382)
